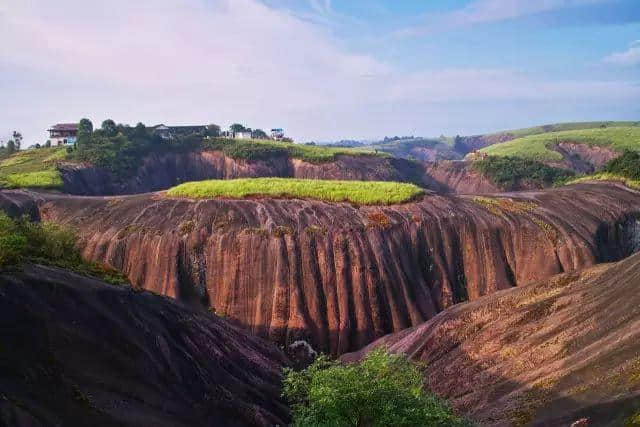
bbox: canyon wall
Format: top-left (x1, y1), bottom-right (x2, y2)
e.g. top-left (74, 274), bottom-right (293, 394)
top-left (57, 151), bottom-right (425, 195)
top-left (20, 182), bottom-right (640, 354)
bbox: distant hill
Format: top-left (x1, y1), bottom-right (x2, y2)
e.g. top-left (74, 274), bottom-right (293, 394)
top-left (455, 121), bottom-right (640, 155)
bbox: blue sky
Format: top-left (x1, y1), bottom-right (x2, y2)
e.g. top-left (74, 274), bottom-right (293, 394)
top-left (1, 0), bottom-right (639, 144)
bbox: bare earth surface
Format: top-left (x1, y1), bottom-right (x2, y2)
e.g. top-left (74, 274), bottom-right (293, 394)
top-left (343, 252), bottom-right (640, 426)
top-left (2, 182), bottom-right (639, 355)
top-left (0, 264), bottom-right (289, 427)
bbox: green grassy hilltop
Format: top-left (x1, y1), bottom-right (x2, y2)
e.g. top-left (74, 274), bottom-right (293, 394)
top-left (479, 126), bottom-right (640, 161)
top-left (0, 147), bottom-right (66, 189)
top-left (167, 178), bottom-right (424, 205)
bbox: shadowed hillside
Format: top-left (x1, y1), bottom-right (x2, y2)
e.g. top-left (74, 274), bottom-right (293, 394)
top-left (0, 264), bottom-right (289, 427)
top-left (343, 252), bottom-right (640, 426)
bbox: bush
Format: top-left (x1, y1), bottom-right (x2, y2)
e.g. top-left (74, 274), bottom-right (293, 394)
top-left (282, 349), bottom-right (470, 427)
top-left (473, 156), bottom-right (574, 190)
top-left (0, 212), bottom-right (127, 284)
top-left (604, 150), bottom-right (640, 180)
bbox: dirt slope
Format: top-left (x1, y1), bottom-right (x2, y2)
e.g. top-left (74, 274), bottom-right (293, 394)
top-left (5, 182), bottom-right (638, 355)
top-left (343, 252), bottom-right (640, 426)
top-left (0, 264), bottom-right (289, 427)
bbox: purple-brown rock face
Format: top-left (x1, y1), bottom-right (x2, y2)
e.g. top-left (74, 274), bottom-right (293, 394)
top-left (15, 182), bottom-right (637, 355)
top-left (0, 264), bottom-right (290, 427)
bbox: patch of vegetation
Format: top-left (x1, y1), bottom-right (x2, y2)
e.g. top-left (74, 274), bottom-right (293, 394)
top-left (367, 212), bottom-right (392, 229)
top-left (203, 137), bottom-right (387, 163)
top-left (473, 156), bottom-right (574, 190)
top-left (0, 147), bottom-right (67, 189)
top-left (472, 196), bottom-right (537, 217)
top-left (566, 151), bottom-right (640, 189)
top-left (167, 178), bottom-right (424, 205)
top-left (479, 127), bottom-right (640, 161)
top-left (282, 348), bottom-right (470, 427)
top-left (0, 212), bottom-right (127, 284)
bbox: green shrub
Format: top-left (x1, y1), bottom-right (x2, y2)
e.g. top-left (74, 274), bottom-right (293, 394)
top-left (282, 348), bottom-right (470, 427)
top-left (473, 156), bottom-right (574, 190)
top-left (0, 212), bottom-right (127, 284)
top-left (604, 150), bottom-right (640, 180)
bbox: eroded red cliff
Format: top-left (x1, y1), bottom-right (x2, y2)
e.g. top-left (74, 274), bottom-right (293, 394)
top-left (12, 182), bottom-right (637, 355)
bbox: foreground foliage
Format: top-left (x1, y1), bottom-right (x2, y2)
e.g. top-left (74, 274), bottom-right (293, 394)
top-left (0, 213), bottom-right (127, 284)
top-left (282, 349), bottom-right (470, 427)
top-left (167, 178), bottom-right (424, 205)
top-left (479, 126), bottom-right (640, 161)
top-left (473, 156), bottom-right (574, 190)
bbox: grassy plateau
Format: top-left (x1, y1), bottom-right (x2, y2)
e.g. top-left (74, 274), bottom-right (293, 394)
top-left (0, 147), bottom-right (66, 189)
top-left (486, 121), bottom-right (638, 140)
top-left (166, 178), bottom-right (424, 205)
top-left (204, 137), bottom-right (387, 162)
top-left (479, 127), bottom-right (640, 161)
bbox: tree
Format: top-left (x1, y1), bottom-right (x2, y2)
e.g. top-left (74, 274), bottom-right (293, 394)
top-left (453, 135), bottom-right (467, 155)
top-left (45, 140), bottom-right (51, 148)
top-left (101, 119), bottom-right (117, 137)
top-left (6, 140), bottom-right (15, 155)
top-left (282, 349), bottom-right (470, 427)
top-left (12, 131), bottom-right (22, 151)
top-left (78, 118), bottom-right (93, 136)
top-left (252, 129), bottom-right (268, 139)
top-left (206, 123), bottom-right (221, 137)
top-left (230, 123), bottom-right (247, 133)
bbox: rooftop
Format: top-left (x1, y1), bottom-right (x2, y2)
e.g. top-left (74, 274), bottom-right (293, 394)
top-left (48, 123), bottom-right (78, 131)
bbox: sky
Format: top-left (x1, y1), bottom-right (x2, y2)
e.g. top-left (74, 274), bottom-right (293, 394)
top-left (1, 0), bottom-right (639, 144)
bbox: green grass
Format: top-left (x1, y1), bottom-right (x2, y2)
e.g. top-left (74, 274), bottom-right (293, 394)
top-left (0, 147), bottom-right (67, 189)
top-left (479, 127), bottom-right (640, 161)
top-left (166, 178), bottom-right (424, 205)
top-left (0, 212), bottom-right (128, 284)
top-left (204, 137), bottom-right (388, 163)
top-left (486, 121), bottom-right (639, 139)
top-left (566, 172), bottom-right (640, 190)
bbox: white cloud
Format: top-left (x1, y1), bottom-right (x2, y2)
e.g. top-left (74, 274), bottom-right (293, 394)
top-left (395, 0), bottom-right (606, 37)
top-left (604, 40), bottom-right (640, 66)
top-left (0, 0), bottom-right (638, 144)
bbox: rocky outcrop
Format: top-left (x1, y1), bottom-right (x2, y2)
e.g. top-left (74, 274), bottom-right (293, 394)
top-left (343, 252), bottom-right (640, 426)
top-left (57, 151), bottom-right (425, 195)
top-left (12, 182), bottom-right (638, 355)
top-left (422, 161), bottom-right (500, 194)
top-left (0, 264), bottom-right (289, 427)
top-left (551, 142), bottom-right (620, 173)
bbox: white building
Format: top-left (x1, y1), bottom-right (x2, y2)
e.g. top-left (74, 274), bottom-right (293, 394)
top-left (47, 123), bottom-right (78, 145)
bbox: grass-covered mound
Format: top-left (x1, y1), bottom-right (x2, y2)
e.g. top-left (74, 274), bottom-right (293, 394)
top-left (473, 156), bottom-right (574, 190)
top-left (0, 147), bottom-right (66, 189)
top-left (479, 127), bottom-right (640, 161)
top-left (167, 178), bottom-right (424, 205)
top-left (204, 137), bottom-right (386, 163)
top-left (0, 212), bottom-right (127, 284)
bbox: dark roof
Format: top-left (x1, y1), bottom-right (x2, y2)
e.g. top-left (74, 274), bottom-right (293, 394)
top-left (48, 123), bottom-right (78, 131)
